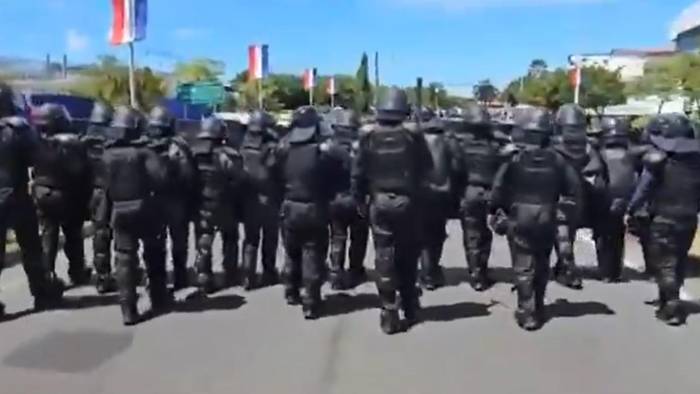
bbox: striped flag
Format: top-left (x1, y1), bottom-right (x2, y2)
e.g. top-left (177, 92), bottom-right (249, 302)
top-left (110, 0), bottom-right (148, 46)
top-left (302, 68), bottom-right (317, 91)
top-left (326, 76), bottom-right (336, 95)
top-left (248, 44), bottom-right (269, 80)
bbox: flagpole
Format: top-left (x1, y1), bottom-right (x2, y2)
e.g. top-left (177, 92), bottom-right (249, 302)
top-left (574, 65), bottom-right (581, 105)
top-left (309, 86), bottom-right (314, 106)
top-left (330, 93), bottom-right (335, 108)
top-left (257, 78), bottom-right (263, 109)
top-left (128, 42), bottom-right (137, 108)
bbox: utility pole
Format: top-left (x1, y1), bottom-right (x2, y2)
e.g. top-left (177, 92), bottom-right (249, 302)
top-left (374, 51), bottom-right (380, 107)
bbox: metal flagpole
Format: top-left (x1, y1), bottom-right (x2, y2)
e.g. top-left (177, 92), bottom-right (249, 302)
top-left (128, 42), bottom-right (137, 108)
top-left (574, 65), bottom-right (581, 105)
top-left (309, 85), bottom-right (314, 106)
top-left (330, 93), bottom-right (335, 108)
top-left (257, 78), bottom-right (264, 109)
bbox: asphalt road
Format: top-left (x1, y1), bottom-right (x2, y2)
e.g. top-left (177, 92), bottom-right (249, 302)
top-left (1, 222), bottom-right (699, 394)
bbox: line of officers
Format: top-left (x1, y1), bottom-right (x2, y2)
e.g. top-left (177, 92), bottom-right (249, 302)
top-left (2, 82), bottom-right (700, 334)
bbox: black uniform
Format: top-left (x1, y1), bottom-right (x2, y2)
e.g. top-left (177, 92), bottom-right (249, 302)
top-left (0, 83), bottom-right (64, 315)
top-left (490, 107), bottom-right (582, 330)
top-left (595, 117), bottom-right (638, 282)
top-left (272, 106), bottom-right (346, 319)
top-left (146, 106), bottom-right (196, 290)
top-left (352, 88), bottom-right (432, 334)
top-left (552, 104), bottom-right (608, 289)
top-left (627, 113), bottom-right (700, 326)
top-left (103, 106), bottom-right (169, 325)
top-left (239, 110), bottom-right (281, 290)
top-left (327, 109), bottom-right (369, 290)
top-left (32, 104), bottom-right (93, 286)
top-left (418, 112), bottom-right (459, 290)
top-left (453, 103), bottom-right (503, 291)
top-left (191, 117), bottom-right (246, 294)
top-left (82, 102), bottom-right (116, 293)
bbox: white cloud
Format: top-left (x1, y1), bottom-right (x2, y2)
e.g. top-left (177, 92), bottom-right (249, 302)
top-left (387, 0), bottom-right (611, 10)
top-left (66, 29), bottom-right (90, 53)
top-left (173, 27), bottom-right (209, 40)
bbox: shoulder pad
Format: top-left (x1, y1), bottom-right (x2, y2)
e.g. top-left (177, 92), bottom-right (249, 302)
top-left (1, 116), bottom-right (30, 129)
top-left (359, 124), bottom-right (374, 136)
top-left (643, 149), bottom-right (666, 169)
top-left (52, 133), bottom-right (80, 143)
top-left (499, 143), bottom-right (519, 157)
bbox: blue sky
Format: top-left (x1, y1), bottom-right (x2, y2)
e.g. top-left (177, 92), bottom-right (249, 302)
top-left (0, 0), bottom-right (695, 94)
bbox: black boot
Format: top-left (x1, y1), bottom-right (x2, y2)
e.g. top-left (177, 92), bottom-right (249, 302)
top-left (68, 266), bottom-right (93, 287)
top-left (380, 309), bottom-right (401, 335)
top-left (285, 287), bottom-right (301, 305)
top-left (96, 274), bottom-right (118, 294)
top-left (656, 300), bottom-right (686, 326)
top-left (241, 247), bottom-right (257, 291)
top-left (172, 254), bottom-right (189, 290)
top-left (469, 271), bottom-right (491, 292)
top-left (120, 302), bottom-right (140, 326)
top-left (33, 274), bottom-right (65, 311)
top-left (554, 264), bottom-right (583, 290)
top-left (302, 285), bottom-right (322, 320)
top-left (149, 277), bottom-right (173, 314)
top-left (196, 272), bottom-right (216, 295)
top-left (515, 309), bottom-right (543, 331)
top-left (260, 269), bottom-right (280, 287)
top-left (329, 271), bottom-right (346, 290)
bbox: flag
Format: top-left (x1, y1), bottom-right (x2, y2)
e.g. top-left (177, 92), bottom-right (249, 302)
top-left (110, 0), bottom-right (148, 46)
top-left (326, 76), bottom-right (336, 95)
top-left (568, 65), bottom-right (581, 89)
top-left (303, 68), bottom-right (317, 91)
top-left (248, 44), bottom-right (269, 80)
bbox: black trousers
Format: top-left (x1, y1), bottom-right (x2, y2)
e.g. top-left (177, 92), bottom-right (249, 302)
top-left (242, 194), bottom-right (280, 276)
top-left (647, 215), bottom-right (697, 315)
top-left (460, 185), bottom-right (493, 279)
top-left (595, 212), bottom-right (626, 280)
top-left (0, 191), bottom-right (49, 298)
top-left (419, 193), bottom-right (449, 279)
top-left (280, 200), bottom-right (328, 306)
top-left (90, 187), bottom-right (112, 278)
top-left (160, 196), bottom-right (190, 280)
top-left (369, 193), bottom-right (420, 311)
top-left (329, 194), bottom-right (368, 277)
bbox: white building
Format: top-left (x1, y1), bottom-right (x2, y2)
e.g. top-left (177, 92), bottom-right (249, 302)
top-left (571, 48), bottom-right (676, 82)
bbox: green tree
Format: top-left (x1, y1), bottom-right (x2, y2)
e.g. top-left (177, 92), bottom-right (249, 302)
top-left (528, 59), bottom-right (548, 77)
top-left (579, 66), bottom-right (626, 113)
top-left (355, 52), bottom-right (372, 113)
top-left (626, 58), bottom-right (678, 113)
top-left (473, 79), bottom-right (499, 104)
top-left (69, 55), bottom-right (167, 109)
top-left (173, 58), bottom-right (224, 83)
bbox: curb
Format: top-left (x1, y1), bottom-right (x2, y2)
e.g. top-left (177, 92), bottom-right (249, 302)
top-left (4, 223), bottom-right (94, 267)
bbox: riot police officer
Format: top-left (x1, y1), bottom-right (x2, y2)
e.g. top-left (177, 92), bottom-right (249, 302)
top-left (239, 110), bottom-right (281, 290)
top-left (595, 117), bottom-right (638, 282)
top-left (418, 107), bottom-right (458, 290)
top-left (103, 106), bottom-right (169, 325)
top-left (552, 104), bottom-right (608, 289)
top-left (490, 107), bottom-right (582, 330)
top-left (627, 113), bottom-right (700, 326)
top-left (327, 108), bottom-right (369, 290)
top-left (453, 103), bottom-right (503, 291)
top-left (272, 106), bottom-right (346, 319)
top-left (191, 117), bottom-right (246, 294)
top-left (146, 105), bottom-right (196, 290)
top-left (32, 103), bottom-right (93, 286)
top-left (352, 88), bottom-right (432, 334)
top-left (83, 102), bottom-right (116, 293)
top-left (0, 83), bottom-right (64, 316)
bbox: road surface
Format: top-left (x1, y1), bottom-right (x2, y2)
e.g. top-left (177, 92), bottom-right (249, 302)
top-left (0, 222), bottom-right (699, 394)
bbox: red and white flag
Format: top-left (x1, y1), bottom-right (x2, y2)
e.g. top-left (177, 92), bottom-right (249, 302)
top-left (302, 68), bottom-right (317, 91)
top-left (326, 76), bottom-right (336, 95)
top-left (110, 0), bottom-right (148, 46)
top-left (248, 44), bottom-right (269, 80)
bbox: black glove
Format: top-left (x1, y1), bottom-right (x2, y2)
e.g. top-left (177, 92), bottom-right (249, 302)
top-left (489, 211), bottom-right (509, 236)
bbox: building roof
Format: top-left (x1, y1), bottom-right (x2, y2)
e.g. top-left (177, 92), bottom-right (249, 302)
top-left (670, 1), bottom-right (700, 40)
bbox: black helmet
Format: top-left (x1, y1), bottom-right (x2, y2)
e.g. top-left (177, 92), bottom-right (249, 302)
top-left (90, 101), bottom-right (114, 126)
top-left (147, 105), bottom-right (175, 138)
top-left (0, 82), bottom-right (17, 117)
top-left (111, 106), bottom-right (144, 140)
top-left (513, 107), bottom-right (553, 147)
top-left (33, 103), bottom-right (71, 134)
top-left (248, 110), bottom-right (276, 133)
top-left (555, 103), bottom-right (587, 134)
top-left (376, 88), bottom-right (410, 123)
top-left (462, 103), bottom-right (491, 126)
top-left (648, 113), bottom-right (700, 153)
top-left (288, 106), bottom-right (321, 144)
top-left (417, 106), bottom-right (435, 122)
top-left (600, 117), bottom-right (630, 147)
top-left (329, 108), bottom-right (360, 129)
top-left (198, 116), bottom-right (226, 140)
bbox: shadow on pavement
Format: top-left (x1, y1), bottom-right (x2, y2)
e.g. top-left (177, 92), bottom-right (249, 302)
top-left (441, 267), bottom-right (513, 287)
top-left (547, 298), bottom-right (615, 319)
top-left (323, 293), bottom-right (379, 318)
top-left (0, 308), bottom-right (37, 324)
top-left (175, 294), bottom-right (247, 313)
top-left (420, 300), bottom-right (497, 323)
top-left (58, 295), bottom-right (120, 310)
